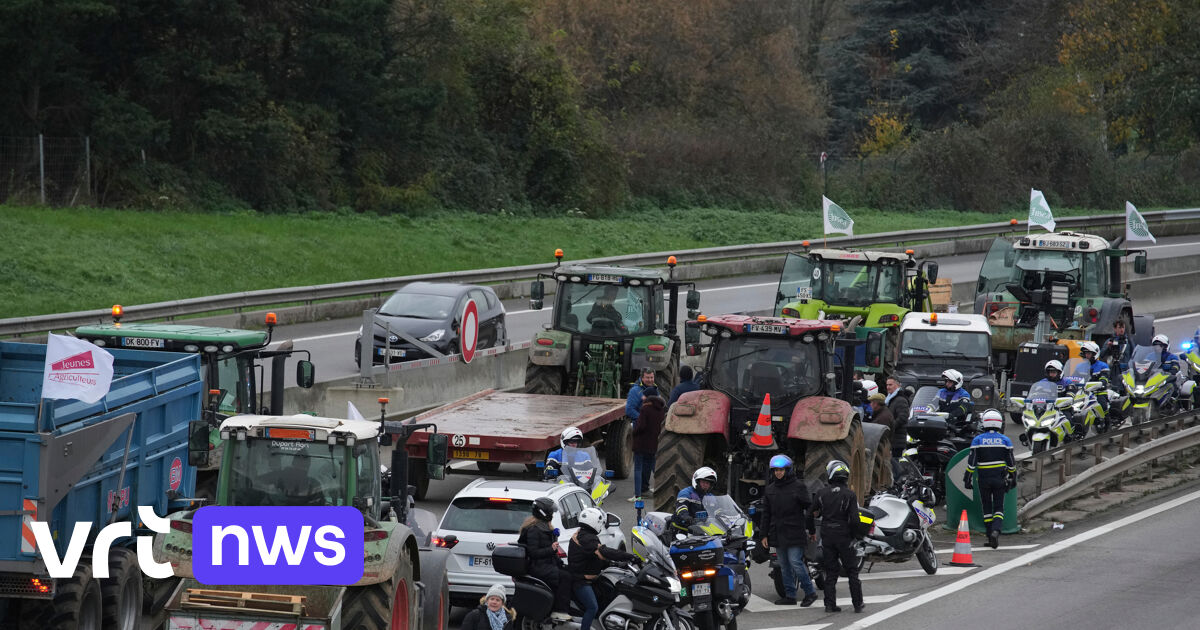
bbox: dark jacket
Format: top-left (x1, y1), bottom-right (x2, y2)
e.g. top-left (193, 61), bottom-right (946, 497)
top-left (668, 379), bottom-right (700, 406)
top-left (887, 391), bottom-right (911, 451)
top-left (870, 405), bottom-right (894, 431)
top-left (761, 470), bottom-right (811, 548)
top-left (568, 528), bottom-right (635, 585)
top-left (632, 395), bottom-right (666, 453)
top-left (518, 519), bottom-right (560, 577)
top-left (461, 601), bottom-right (515, 630)
top-left (807, 482), bottom-right (859, 534)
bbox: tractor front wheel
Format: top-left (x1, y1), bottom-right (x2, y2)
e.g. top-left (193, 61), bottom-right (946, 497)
top-left (653, 432), bottom-right (724, 512)
top-left (801, 417), bottom-right (867, 496)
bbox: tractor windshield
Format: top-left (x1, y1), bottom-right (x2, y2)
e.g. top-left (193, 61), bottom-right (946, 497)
top-left (225, 438), bottom-right (348, 507)
top-left (211, 356), bottom-right (255, 415)
top-left (977, 238), bottom-right (1084, 295)
top-left (708, 335), bottom-right (822, 405)
top-left (900, 330), bottom-right (990, 359)
top-left (556, 282), bottom-right (653, 336)
top-left (776, 253), bottom-right (904, 312)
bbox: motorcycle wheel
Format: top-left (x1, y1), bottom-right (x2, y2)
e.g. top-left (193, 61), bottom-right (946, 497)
top-left (771, 568), bottom-right (786, 600)
top-left (694, 610), bottom-right (716, 630)
top-left (1032, 440), bottom-right (1048, 454)
top-left (514, 615), bottom-right (541, 630)
top-left (916, 533), bottom-right (938, 575)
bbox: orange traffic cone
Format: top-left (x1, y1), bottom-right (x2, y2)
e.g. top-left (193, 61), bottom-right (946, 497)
top-left (949, 510), bottom-right (976, 567)
top-left (749, 393), bottom-right (775, 448)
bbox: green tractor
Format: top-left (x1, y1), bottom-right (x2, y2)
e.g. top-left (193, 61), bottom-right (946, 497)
top-left (526, 251), bottom-right (701, 399)
top-left (75, 306), bottom-right (315, 499)
top-left (774, 248), bottom-right (939, 375)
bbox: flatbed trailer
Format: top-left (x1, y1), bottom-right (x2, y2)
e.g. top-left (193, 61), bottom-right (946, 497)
top-left (402, 389), bottom-right (628, 496)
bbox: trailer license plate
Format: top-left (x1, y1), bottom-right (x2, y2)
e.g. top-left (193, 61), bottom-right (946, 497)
top-left (453, 450), bottom-right (488, 460)
top-left (470, 556), bottom-right (492, 567)
top-left (692, 583), bottom-right (711, 596)
top-left (122, 337), bottom-right (164, 348)
top-left (747, 324), bottom-right (787, 334)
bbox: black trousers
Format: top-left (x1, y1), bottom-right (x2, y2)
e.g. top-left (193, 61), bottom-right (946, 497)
top-left (979, 475), bottom-right (1007, 536)
top-left (530, 566), bottom-right (572, 613)
top-left (820, 528), bottom-right (862, 608)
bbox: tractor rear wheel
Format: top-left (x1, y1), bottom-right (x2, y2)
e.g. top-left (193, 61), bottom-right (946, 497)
top-left (604, 417), bottom-right (633, 480)
top-left (801, 417), bottom-right (867, 496)
top-left (653, 432), bottom-right (725, 512)
top-left (525, 364), bottom-right (565, 395)
top-left (861, 423), bottom-right (893, 493)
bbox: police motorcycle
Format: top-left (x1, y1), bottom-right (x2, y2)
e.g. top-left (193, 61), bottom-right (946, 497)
top-left (1009, 381), bottom-right (1075, 453)
top-left (492, 526), bottom-right (695, 630)
top-left (1062, 358), bottom-right (1105, 437)
top-left (1120, 345), bottom-right (1187, 423)
top-left (1180, 336), bottom-right (1200, 410)
top-left (901, 386), bottom-right (978, 505)
top-left (854, 482), bottom-right (939, 575)
top-left (544, 445), bottom-right (615, 506)
top-left (663, 495), bottom-right (752, 630)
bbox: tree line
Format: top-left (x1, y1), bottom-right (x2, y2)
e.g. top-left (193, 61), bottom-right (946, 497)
top-left (3, 0), bottom-right (1197, 214)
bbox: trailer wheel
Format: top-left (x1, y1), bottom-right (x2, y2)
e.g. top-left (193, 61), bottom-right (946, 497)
top-left (861, 423), bottom-right (893, 493)
top-left (525, 364), bottom-right (565, 395)
top-left (802, 416), bottom-right (867, 497)
top-left (604, 417), bottom-right (633, 480)
top-left (101, 547), bottom-right (142, 630)
top-left (35, 563), bottom-right (102, 630)
top-left (652, 432), bottom-right (711, 512)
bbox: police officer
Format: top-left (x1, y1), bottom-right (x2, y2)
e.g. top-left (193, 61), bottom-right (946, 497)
top-left (1152, 334), bottom-right (1181, 375)
top-left (937, 369), bottom-right (972, 424)
top-left (1036, 360), bottom-right (1066, 390)
top-left (807, 460), bottom-right (864, 613)
top-left (963, 409), bottom-right (1016, 548)
top-left (674, 467), bottom-right (717, 532)
top-left (1079, 341), bottom-right (1112, 414)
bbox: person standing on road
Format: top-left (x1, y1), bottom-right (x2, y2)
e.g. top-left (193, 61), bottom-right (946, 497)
top-left (807, 460), bottom-right (864, 614)
top-left (518, 498), bottom-right (573, 621)
top-left (867, 393), bottom-right (893, 431)
top-left (1099, 319), bottom-right (1133, 372)
top-left (631, 392), bottom-right (666, 500)
top-left (461, 583), bottom-right (515, 630)
top-left (885, 377), bottom-right (911, 457)
top-left (626, 369), bottom-right (655, 425)
top-left (963, 409), bottom-right (1016, 549)
top-left (668, 365), bottom-right (700, 405)
top-left (760, 455), bottom-right (818, 607)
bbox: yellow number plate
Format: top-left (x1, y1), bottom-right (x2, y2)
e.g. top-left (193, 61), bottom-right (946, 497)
top-left (453, 450), bottom-right (488, 460)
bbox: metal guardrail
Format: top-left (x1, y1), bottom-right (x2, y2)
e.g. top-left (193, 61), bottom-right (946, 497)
top-left (4, 208), bottom-right (1199, 338)
top-left (1017, 411), bottom-right (1200, 519)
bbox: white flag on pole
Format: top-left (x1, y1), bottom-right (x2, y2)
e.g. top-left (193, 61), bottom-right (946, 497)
top-left (1028, 189), bottom-right (1056, 232)
top-left (1125, 201), bottom-right (1157, 243)
top-left (347, 401), bottom-right (366, 422)
top-left (822, 196), bottom-right (854, 236)
top-left (41, 334), bottom-right (115, 404)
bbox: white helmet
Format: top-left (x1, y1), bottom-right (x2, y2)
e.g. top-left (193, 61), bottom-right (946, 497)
top-left (1153, 334), bottom-right (1169, 347)
top-left (692, 466), bottom-right (718, 490)
top-left (1079, 341), bottom-right (1099, 357)
top-left (859, 380), bottom-right (879, 398)
top-left (578, 507), bottom-right (606, 533)
top-left (941, 369), bottom-right (963, 389)
top-left (981, 409), bottom-right (1004, 430)
top-left (560, 426), bottom-right (584, 450)
top-left (1045, 360), bottom-right (1063, 374)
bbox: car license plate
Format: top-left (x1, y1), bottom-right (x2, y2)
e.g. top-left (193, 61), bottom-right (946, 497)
top-left (469, 555), bottom-right (492, 567)
top-left (453, 450), bottom-right (488, 460)
top-left (376, 348), bottom-right (407, 358)
top-left (692, 583), bottom-right (711, 596)
top-left (747, 324), bottom-right (787, 334)
top-left (587, 274), bottom-right (623, 283)
top-left (122, 337), bottom-right (164, 348)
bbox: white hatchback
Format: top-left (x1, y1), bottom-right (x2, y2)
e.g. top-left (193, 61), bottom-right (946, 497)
top-left (433, 479), bottom-right (626, 607)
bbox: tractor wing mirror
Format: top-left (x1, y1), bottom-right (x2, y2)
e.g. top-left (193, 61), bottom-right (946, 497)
top-left (686, 289), bottom-right (701, 310)
top-left (296, 360), bottom-right (315, 388)
top-left (427, 432), bottom-right (449, 481)
top-left (1134, 253), bottom-right (1147, 274)
top-left (924, 262), bottom-right (939, 284)
top-left (530, 280), bottom-right (545, 303)
top-left (865, 331), bottom-right (884, 369)
top-left (188, 420), bottom-right (210, 468)
top-left (684, 322), bottom-right (701, 345)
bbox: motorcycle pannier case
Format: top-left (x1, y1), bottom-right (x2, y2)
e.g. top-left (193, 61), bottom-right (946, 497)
top-left (670, 537), bottom-right (725, 573)
top-left (492, 545), bottom-right (528, 577)
top-left (513, 578), bottom-right (554, 619)
top-left (906, 415), bottom-right (948, 443)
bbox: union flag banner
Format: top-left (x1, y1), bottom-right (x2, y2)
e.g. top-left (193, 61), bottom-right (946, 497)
top-left (41, 334), bottom-right (115, 403)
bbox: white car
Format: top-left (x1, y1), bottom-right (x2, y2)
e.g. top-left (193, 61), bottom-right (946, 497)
top-left (433, 479), bottom-right (626, 607)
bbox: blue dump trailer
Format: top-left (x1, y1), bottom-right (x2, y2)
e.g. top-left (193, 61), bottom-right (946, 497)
top-left (0, 341), bottom-right (203, 630)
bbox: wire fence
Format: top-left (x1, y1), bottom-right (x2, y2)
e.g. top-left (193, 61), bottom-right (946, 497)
top-left (0, 136), bottom-right (91, 206)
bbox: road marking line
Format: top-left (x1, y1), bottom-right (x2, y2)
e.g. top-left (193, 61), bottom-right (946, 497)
top-left (1155, 312), bottom-right (1200, 323)
top-left (841, 487), bottom-right (1200, 629)
top-left (756, 626), bottom-right (831, 630)
top-left (859, 566), bottom-right (976, 581)
top-left (744, 593), bottom-right (906, 614)
top-left (934, 543), bottom-right (1038, 554)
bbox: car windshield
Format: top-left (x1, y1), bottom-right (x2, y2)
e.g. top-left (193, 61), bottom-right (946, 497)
top-left (440, 497), bottom-right (533, 534)
top-left (776, 254), bottom-right (903, 310)
top-left (226, 438), bottom-right (346, 507)
top-left (562, 446), bottom-right (602, 487)
top-left (707, 335), bottom-right (821, 405)
top-left (900, 330), bottom-right (990, 359)
top-left (379, 292), bottom-right (457, 319)
top-left (556, 281), bottom-right (653, 336)
top-left (1027, 381), bottom-right (1059, 403)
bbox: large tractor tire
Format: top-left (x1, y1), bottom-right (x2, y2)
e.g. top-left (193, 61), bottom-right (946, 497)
top-left (344, 542), bottom-right (418, 630)
top-left (101, 547), bottom-right (142, 630)
top-left (653, 432), bottom-right (725, 512)
top-left (525, 364), bottom-right (565, 394)
top-left (860, 423), bottom-right (893, 493)
top-left (801, 416), bottom-right (868, 497)
top-left (655, 357), bottom-right (679, 399)
top-left (33, 563), bottom-right (102, 630)
top-left (418, 548), bottom-right (451, 630)
top-left (604, 417), bottom-right (633, 480)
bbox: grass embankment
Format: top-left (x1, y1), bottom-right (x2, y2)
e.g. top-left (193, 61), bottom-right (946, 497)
top-left (0, 204), bottom-right (1108, 318)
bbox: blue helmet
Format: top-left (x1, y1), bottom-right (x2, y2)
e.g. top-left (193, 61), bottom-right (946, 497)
top-left (768, 454), bottom-right (793, 470)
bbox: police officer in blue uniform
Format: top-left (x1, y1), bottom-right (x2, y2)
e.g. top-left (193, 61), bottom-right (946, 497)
top-left (673, 467), bottom-right (717, 531)
top-left (964, 409), bottom-right (1016, 548)
top-left (937, 369), bottom-right (972, 423)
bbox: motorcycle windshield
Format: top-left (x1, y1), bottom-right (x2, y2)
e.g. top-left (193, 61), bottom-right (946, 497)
top-left (632, 525), bottom-right (676, 573)
top-left (908, 386), bottom-right (941, 415)
top-left (1027, 381), bottom-right (1059, 404)
top-left (699, 494), bottom-right (749, 535)
top-left (1064, 358), bottom-right (1091, 386)
top-left (562, 446), bottom-right (601, 486)
top-left (1129, 346), bottom-right (1161, 376)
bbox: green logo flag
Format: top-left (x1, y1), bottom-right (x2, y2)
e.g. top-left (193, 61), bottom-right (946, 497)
top-left (1028, 189), bottom-right (1055, 232)
top-left (1125, 201), bottom-right (1157, 243)
top-left (822, 196), bottom-right (854, 236)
